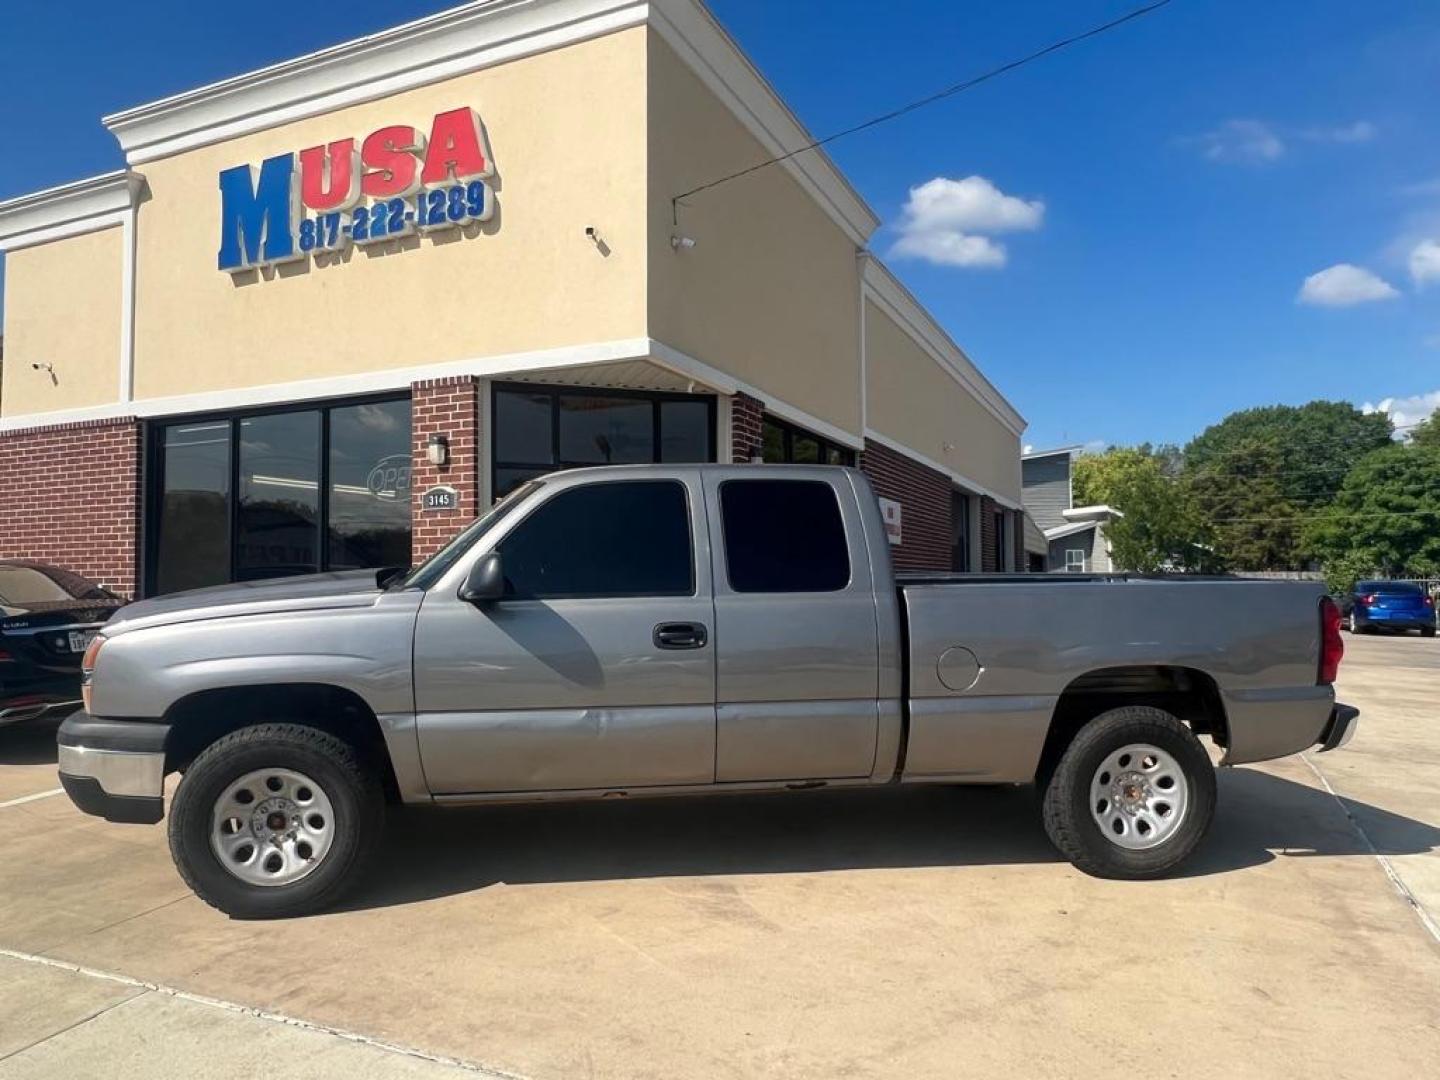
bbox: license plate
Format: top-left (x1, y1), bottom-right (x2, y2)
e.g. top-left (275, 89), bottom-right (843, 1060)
top-left (68, 629), bottom-right (97, 653)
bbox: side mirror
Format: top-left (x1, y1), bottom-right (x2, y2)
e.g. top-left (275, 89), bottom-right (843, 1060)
top-left (459, 552), bottom-right (505, 604)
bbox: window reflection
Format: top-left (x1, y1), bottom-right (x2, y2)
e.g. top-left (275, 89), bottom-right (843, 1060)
top-left (329, 400), bottom-right (412, 570)
top-left (237, 412), bottom-right (321, 581)
top-left (156, 422), bottom-right (231, 594)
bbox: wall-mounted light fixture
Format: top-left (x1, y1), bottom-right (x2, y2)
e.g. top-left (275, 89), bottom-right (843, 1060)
top-left (426, 433), bottom-right (449, 467)
top-left (670, 235), bottom-right (697, 251)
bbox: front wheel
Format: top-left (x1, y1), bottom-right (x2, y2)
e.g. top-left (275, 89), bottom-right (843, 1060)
top-left (1041, 706), bottom-right (1216, 879)
top-left (168, 723), bottom-right (383, 919)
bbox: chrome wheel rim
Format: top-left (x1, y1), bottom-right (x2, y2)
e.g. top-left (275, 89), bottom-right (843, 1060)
top-left (1089, 743), bottom-right (1189, 851)
top-left (210, 768), bottom-right (336, 887)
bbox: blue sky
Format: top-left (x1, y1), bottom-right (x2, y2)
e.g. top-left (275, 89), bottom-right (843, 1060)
top-left (2, 0), bottom-right (1439, 450)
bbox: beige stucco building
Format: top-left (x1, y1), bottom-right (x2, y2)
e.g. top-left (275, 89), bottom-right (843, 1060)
top-left (0, 0), bottom-right (1025, 597)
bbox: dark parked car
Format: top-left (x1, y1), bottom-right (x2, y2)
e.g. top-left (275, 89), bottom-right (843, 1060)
top-left (1, 561), bottom-right (126, 727)
top-left (1341, 580), bottom-right (1436, 636)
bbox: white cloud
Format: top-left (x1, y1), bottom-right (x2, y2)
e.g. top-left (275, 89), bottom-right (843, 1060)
top-left (1363, 390), bottom-right (1440, 435)
top-left (1189, 119), bottom-right (1285, 165)
top-left (1297, 264), bottom-right (1400, 307)
top-left (1409, 239), bottom-right (1440, 286)
top-left (889, 176), bottom-right (1044, 269)
top-left (1302, 120), bottom-right (1377, 144)
top-left (1185, 118), bottom-right (1376, 164)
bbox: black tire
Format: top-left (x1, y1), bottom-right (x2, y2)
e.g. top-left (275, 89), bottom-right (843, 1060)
top-left (168, 723), bottom-right (383, 919)
top-left (1041, 706), bottom-right (1216, 879)
top-left (1423, 626), bottom-right (1436, 638)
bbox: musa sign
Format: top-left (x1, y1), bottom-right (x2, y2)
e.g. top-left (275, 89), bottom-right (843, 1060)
top-left (217, 106), bottom-right (495, 273)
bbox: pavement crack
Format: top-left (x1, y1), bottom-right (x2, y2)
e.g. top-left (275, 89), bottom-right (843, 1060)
top-left (1300, 751), bottom-right (1440, 946)
top-left (0, 988), bottom-right (149, 1064)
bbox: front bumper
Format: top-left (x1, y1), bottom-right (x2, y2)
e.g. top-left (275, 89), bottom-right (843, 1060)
top-left (1317, 703), bottom-right (1360, 753)
top-left (56, 712), bottom-right (169, 825)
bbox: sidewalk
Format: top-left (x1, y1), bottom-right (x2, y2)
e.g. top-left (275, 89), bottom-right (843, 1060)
top-left (0, 954), bottom-right (508, 1080)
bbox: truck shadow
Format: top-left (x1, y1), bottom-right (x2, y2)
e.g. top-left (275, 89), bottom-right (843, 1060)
top-left (0, 720), bottom-right (60, 766)
top-left (340, 768), bottom-right (1440, 912)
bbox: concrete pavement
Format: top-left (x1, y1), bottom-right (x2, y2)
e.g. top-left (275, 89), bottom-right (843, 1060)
top-left (1, 633), bottom-right (1437, 1078)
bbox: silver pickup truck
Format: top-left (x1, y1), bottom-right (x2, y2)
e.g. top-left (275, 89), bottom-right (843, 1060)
top-left (59, 465), bottom-right (1357, 918)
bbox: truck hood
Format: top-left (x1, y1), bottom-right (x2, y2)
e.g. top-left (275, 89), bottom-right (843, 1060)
top-left (108, 569), bottom-right (397, 631)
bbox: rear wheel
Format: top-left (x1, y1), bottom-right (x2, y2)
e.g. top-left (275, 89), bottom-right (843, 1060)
top-left (1041, 706), bottom-right (1216, 879)
top-left (168, 723), bottom-right (383, 919)
top-left (1423, 625), bottom-right (1436, 638)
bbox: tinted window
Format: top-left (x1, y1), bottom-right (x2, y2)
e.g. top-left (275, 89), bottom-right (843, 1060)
top-left (328, 400), bottom-right (412, 570)
top-left (156, 421), bottom-right (231, 593)
top-left (558, 395), bottom-right (653, 464)
top-left (498, 481), bottom-right (693, 599)
top-left (237, 411), bottom-right (321, 581)
top-left (721, 480), bottom-right (850, 593)
top-left (659, 401), bottom-right (711, 463)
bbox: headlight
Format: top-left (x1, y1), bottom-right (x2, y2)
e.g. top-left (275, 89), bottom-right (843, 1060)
top-left (81, 634), bottom-right (106, 713)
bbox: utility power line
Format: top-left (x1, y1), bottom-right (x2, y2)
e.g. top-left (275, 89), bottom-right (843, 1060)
top-left (671, 0), bottom-right (1177, 221)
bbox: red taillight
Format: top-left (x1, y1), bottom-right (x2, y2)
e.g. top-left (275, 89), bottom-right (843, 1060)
top-left (1426, 596), bottom-right (1435, 608)
top-left (1362, 594), bottom-right (1377, 605)
top-left (0, 648), bottom-right (12, 662)
top-left (1319, 597), bottom-right (1343, 685)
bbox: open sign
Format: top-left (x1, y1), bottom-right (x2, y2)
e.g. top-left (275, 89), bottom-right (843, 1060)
top-left (365, 454), bottom-right (412, 501)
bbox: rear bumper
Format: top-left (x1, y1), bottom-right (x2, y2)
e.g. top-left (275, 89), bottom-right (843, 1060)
top-left (1317, 704), bottom-right (1360, 753)
top-left (56, 712), bottom-right (169, 825)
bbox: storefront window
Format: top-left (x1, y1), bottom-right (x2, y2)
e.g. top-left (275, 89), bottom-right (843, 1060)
top-left (237, 411), bottom-right (321, 581)
top-left (558, 394), bottom-right (653, 464)
top-left (155, 422), bottom-right (231, 594)
top-left (148, 395), bottom-right (411, 595)
top-left (760, 417), bottom-right (855, 467)
top-left (951, 490), bottom-right (971, 573)
top-left (491, 383), bottom-right (715, 498)
top-left (329, 400), bottom-right (412, 570)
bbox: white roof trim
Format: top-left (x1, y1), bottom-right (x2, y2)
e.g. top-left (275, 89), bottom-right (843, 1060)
top-left (648, 0), bottom-right (878, 245)
top-left (1022, 445), bottom-right (1080, 461)
top-left (0, 171), bottom-right (143, 252)
top-left (860, 255), bottom-right (1026, 438)
top-left (1044, 521), bottom-right (1100, 541)
top-left (95, 0), bottom-right (879, 245)
top-left (0, 336), bottom-right (653, 432)
top-left (1063, 504), bottom-right (1123, 521)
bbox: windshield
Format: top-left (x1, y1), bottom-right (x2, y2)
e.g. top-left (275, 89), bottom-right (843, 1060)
top-left (392, 481), bottom-right (542, 591)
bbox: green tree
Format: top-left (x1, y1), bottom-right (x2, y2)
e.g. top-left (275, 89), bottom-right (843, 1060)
top-left (1073, 446), bottom-right (1215, 572)
top-left (1304, 443), bottom-right (1440, 584)
top-left (1188, 439), bottom-right (1304, 570)
top-left (1409, 408), bottom-right (1440, 449)
top-left (1183, 401), bottom-right (1391, 569)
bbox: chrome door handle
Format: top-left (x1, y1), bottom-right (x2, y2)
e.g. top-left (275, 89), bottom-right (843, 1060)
top-left (653, 622), bottom-right (708, 650)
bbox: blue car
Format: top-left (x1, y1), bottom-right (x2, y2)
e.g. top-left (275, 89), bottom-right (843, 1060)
top-left (1343, 580), bottom-right (1436, 636)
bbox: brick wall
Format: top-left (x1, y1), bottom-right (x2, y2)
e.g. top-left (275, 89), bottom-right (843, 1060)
top-left (1013, 509), bottom-right (1026, 572)
top-left (410, 377), bottom-right (481, 562)
top-left (858, 439), bottom-right (952, 572)
top-left (0, 417), bottom-right (142, 597)
top-left (730, 392), bottom-right (764, 464)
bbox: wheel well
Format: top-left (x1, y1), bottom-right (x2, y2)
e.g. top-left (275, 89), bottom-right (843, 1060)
top-left (161, 684), bottom-right (400, 802)
top-left (1035, 666), bottom-right (1228, 787)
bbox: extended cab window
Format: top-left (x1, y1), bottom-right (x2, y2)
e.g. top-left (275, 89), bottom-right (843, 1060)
top-left (720, 479), bottom-right (850, 593)
top-left (498, 481), bottom-right (693, 599)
